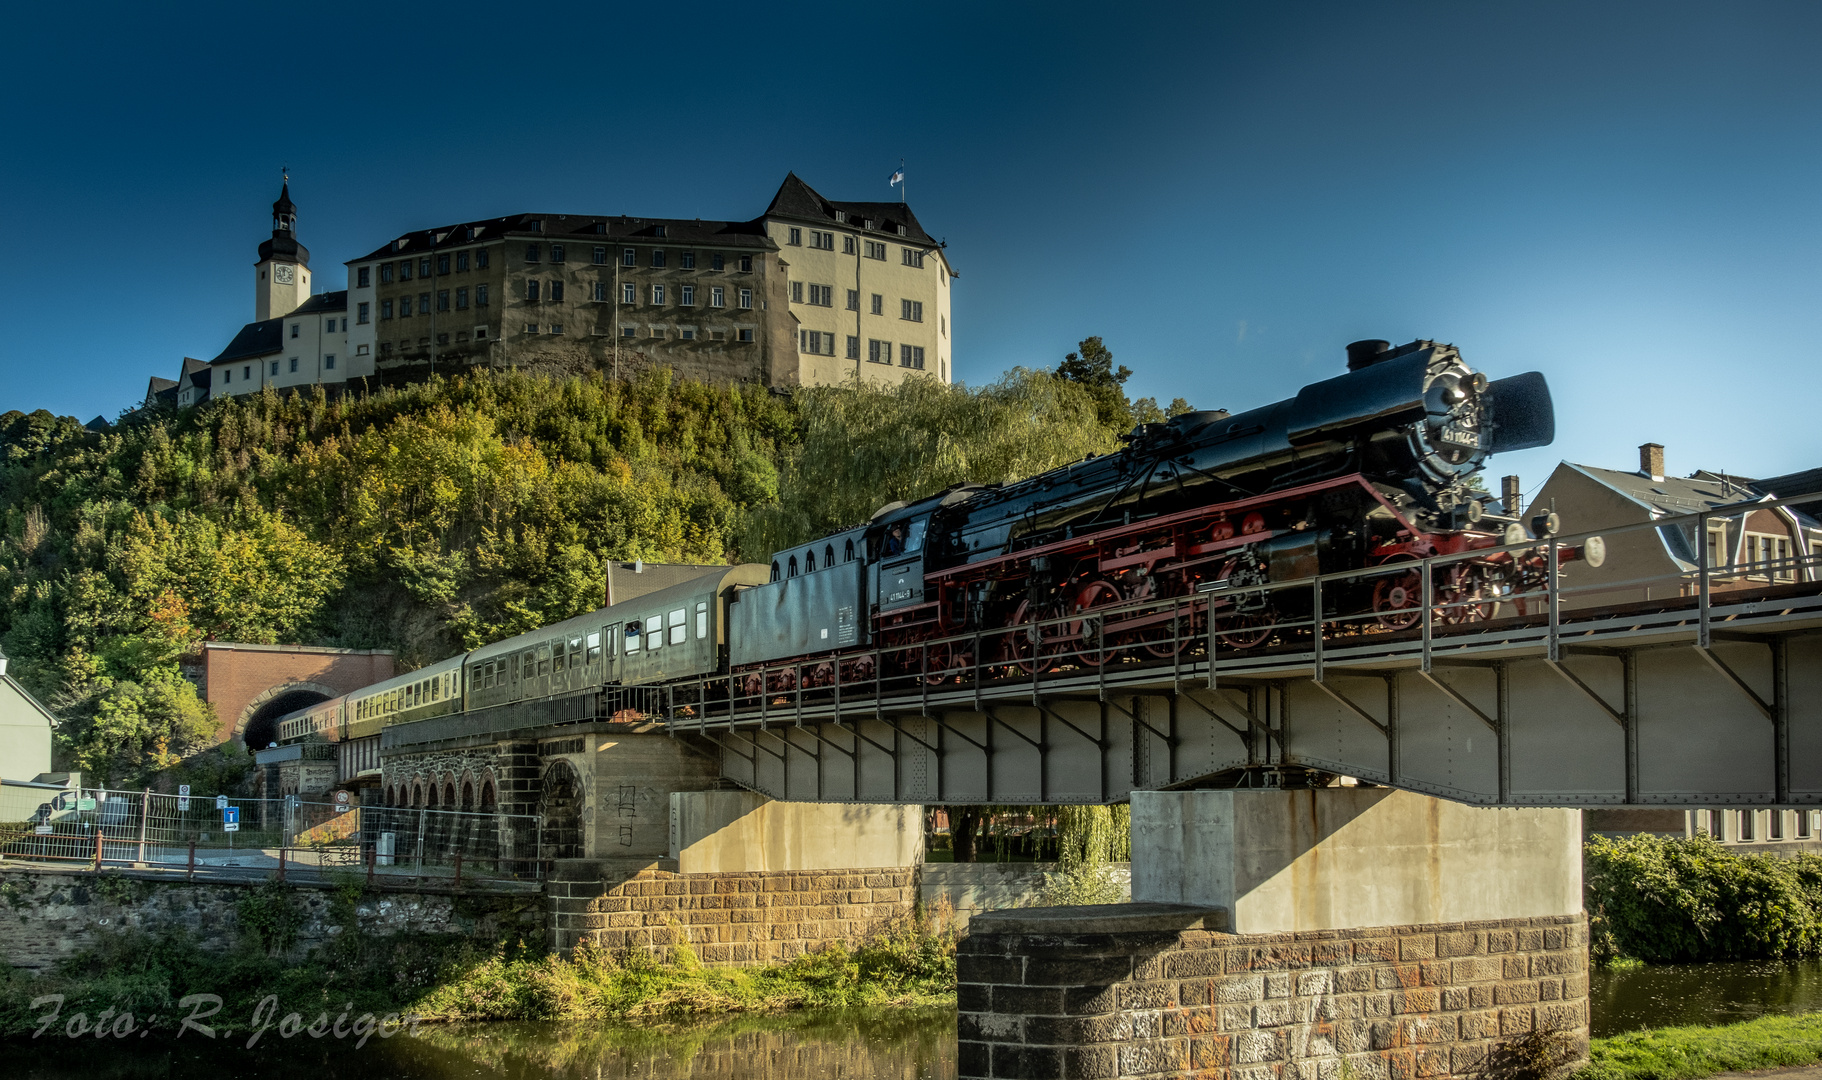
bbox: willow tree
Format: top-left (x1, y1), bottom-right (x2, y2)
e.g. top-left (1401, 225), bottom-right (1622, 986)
top-left (744, 369), bottom-right (1118, 557)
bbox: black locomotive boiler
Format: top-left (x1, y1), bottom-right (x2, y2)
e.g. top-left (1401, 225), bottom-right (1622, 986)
top-left (731, 338), bottom-right (1595, 687)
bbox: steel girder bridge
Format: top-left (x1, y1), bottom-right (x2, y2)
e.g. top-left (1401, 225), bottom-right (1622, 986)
top-left (654, 495), bottom-right (1822, 809)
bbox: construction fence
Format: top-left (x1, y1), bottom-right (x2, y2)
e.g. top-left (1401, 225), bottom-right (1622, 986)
top-left (0, 784), bottom-right (545, 885)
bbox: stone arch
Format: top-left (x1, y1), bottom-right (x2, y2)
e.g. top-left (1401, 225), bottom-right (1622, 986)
top-left (235, 680), bottom-right (341, 750)
top-left (540, 759), bottom-right (585, 860)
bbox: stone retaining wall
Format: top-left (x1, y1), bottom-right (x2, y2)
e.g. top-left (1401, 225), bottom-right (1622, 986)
top-left (958, 904), bottom-right (1588, 1080)
top-left (0, 866), bottom-right (543, 972)
top-left (547, 858), bottom-right (917, 962)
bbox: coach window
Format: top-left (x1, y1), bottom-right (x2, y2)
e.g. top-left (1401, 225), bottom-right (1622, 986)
top-left (569, 635), bottom-right (584, 665)
top-left (646, 613), bottom-right (664, 649)
top-left (624, 622), bottom-right (641, 652)
top-left (695, 602), bottom-right (709, 639)
top-left (668, 608), bottom-right (688, 645)
top-left (586, 631), bottom-right (602, 664)
top-left (552, 638), bottom-right (567, 673)
top-left (522, 649), bottom-right (536, 676)
top-left (537, 644), bottom-right (551, 676)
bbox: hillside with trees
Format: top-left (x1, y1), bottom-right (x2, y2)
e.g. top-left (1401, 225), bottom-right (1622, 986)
top-left (0, 341), bottom-right (1184, 786)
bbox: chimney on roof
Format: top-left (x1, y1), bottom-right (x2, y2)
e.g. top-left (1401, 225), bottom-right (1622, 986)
top-left (1640, 443), bottom-right (1665, 481)
top-left (1502, 476), bottom-right (1523, 518)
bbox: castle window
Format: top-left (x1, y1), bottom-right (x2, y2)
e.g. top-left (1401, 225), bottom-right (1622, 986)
top-left (843, 235), bottom-right (857, 255)
top-left (593, 247), bottom-right (607, 265)
top-left (419, 294), bottom-right (430, 315)
top-left (437, 290), bottom-right (450, 311)
top-left (791, 282), bottom-right (803, 303)
top-left (847, 289), bottom-right (859, 311)
top-left (525, 323), bottom-right (538, 334)
top-left (650, 327), bottom-right (665, 338)
top-left (289, 357), bottom-right (298, 373)
top-left (654, 225), bottom-right (667, 238)
top-left (739, 288), bottom-right (752, 309)
top-left (680, 285), bottom-right (694, 306)
top-left (326, 317), bottom-right (336, 332)
top-left (871, 294), bottom-right (883, 315)
top-left (712, 253), bottom-right (724, 271)
top-left (223, 368), bottom-right (231, 383)
top-left (622, 325), bottom-right (637, 337)
top-left (549, 281), bottom-right (564, 302)
top-left (525, 244), bottom-right (540, 262)
top-left (865, 241), bottom-right (886, 260)
top-left (475, 326), bottom-right (488, 339)
top-left (652, 284), bottom-right (665, 304)
top-left (456, 288), bottom-right (469, 310)
top-left (787, 227), bottom-right (802, 246)
top-left (476, 285), bottom-right (489, 306)
top-left (290, 323), bottom-right (299, 338)
top-left (420, 257), bottom-right (432, 277)
top-left (325, 355), bottom-right (336, 370)
top-left (809, 284), bottom-right (832, 306)
top-left (622, 283), bottom-right (636, 303)
top-left (476, 250), bottom-right (490, 268)
top-left (357, 266), bottom-right (371, 288)
top-left (901, 299), bottom-right (923, 322)
top-left (810, 230), bottom-right (834, 250)
top-left (902, 248), bottom-right (925, 268)
top-left (680, 252), bottom-right (695, 269)
top-left (738, 328), bottom-right (755, 342)
top-left (399, 261), bottom-right (411, 281)
top-left (711, 286), bottom-right (724, 307)
top-left (739, 255), bottom-right (753, 272)
top-left (847, 335), bottom-right (860, 359)
top-left (380, 264), bottom-right (394, 284)
top-left (550, 244), bottom-right (566, 263)
top-left (623, 248), bottom-right (636, 267)
top-left (869, 339), bottom-right (890, 364)
top-left (437, 254), bottom-right (450, 275)
top-left (456, 251), bottom-right (470, 272)
top-left (651, 250), bottom-right (667, 268)
top-left (901, 344), bottom-right (925, 369)
top-left (270, 360), bottom-right (279, 376)
top-left (679, 328), bottom-right (694, 340)
top-left (549, 324), bottom-right (563, 335)
top-left (526, 280), bottom-right (540, 302)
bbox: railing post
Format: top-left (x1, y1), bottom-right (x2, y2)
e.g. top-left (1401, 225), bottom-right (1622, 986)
top-left (453, 852), bottom-right (463, 890)
top-left (93, 829), bottom-right (104, 872)
top-left (137, 788), bottom-right (150, 866)
top-left (366, 843), bottom-right (376, 886)
top-left (1312, 577), bottom-right (1324, 681)
top-left (277, 846), bottom-right (286, 883)
top-left (187, 839), bottom-right (196, 881)
top-left (1547, 541), bottom-right (1560, 663)
top-left (1420, 562), bottom-right (1434, 672)
top-left (1697, 510), bottom-right (1712, 649)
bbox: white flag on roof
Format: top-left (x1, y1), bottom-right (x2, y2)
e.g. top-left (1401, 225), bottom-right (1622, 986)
top-left (888, 168), bottom-right (904, 187)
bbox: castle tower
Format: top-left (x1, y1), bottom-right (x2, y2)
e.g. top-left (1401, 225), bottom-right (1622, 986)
top-left (254, 177), bottom-right (311, 320)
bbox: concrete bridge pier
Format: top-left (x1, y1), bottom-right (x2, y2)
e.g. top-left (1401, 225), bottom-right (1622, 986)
top-left (958, 789), bottom-right (1588, 1080)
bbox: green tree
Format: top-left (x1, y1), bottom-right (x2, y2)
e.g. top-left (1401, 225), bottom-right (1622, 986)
top-left (1056, 336), bottom-right (1136, 432)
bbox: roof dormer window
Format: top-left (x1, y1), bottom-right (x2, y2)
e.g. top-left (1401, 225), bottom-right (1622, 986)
top-left (654, 225), bottom-right (667, 238)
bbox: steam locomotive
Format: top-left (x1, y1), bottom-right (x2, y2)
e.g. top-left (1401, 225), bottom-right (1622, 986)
top-left (279, 338), bottom-right (1593, 750)
top-left (732, 338), bottom-right (1593, 684)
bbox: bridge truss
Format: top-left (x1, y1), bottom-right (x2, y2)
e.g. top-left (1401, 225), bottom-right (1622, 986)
top-left (657, 495), bottom-right (1822, 808)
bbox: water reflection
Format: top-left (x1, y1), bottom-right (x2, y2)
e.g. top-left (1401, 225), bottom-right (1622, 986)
top-left (11, 1006), bottom-right (957, 1080)
top-left (1590, 959), bottom-right (1822, 1037)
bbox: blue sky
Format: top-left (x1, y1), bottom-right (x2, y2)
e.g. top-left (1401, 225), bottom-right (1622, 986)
top-left (2, 1), bottom-right (1818, 496)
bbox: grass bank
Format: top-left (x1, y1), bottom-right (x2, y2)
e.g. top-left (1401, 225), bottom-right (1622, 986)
top-left (0, 897), bottom-right (956, 1039)
top-left (1582, 1012), bottom-right (1822, 1080)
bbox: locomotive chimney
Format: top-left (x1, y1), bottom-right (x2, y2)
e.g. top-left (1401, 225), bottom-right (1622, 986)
top-left (1640, 443), bottom-right (1665, 481)
top-left (1501, 475), bottom-right (1523, 518)
top-left (1345, 339), bottom-right (1392, 372)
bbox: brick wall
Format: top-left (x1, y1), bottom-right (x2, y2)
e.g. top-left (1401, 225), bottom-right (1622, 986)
top-left (957, 905), bottom-right (1588, 1080)
top-left (548, 860), bottom-right (917, 963)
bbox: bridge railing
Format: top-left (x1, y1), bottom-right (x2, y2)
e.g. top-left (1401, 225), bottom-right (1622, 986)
top-left (655, 490), bottom-right (1822, 729)
top-left (0, 787), bottom-right (544, 885)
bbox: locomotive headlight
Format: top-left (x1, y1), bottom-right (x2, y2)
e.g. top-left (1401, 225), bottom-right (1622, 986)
top-left (1465, 372), bottom-right (1488, 395)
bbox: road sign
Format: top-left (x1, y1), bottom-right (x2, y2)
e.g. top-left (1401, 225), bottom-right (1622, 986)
top-left (178, 784), bottom-right (191, 811)
top-left (34, 824), bottom-right (51, 835)
top-left (179, 785), bottom-right (190, 795)
top-left (334, 790), bottom-right (350, 813)
top-left (223, 806), bottom-right (240, 833)
top-left (215, 794), bottom-right (228, 810)
top-left (77, 798), bottom-right (96, 811)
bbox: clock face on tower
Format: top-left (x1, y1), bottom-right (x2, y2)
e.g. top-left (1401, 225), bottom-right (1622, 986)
top-left (273, 264), bottom-right (295, 285)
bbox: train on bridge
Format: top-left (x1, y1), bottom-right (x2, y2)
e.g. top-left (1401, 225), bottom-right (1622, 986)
top-left (277, 338), bottom-right (1598, 746)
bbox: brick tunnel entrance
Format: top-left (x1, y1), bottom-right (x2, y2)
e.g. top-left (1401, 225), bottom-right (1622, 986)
top-left (240, 685), bottom-right (334, 751)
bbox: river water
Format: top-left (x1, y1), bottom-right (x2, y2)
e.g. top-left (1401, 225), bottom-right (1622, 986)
top-left (14, 962), bottom-right (1822, 1077)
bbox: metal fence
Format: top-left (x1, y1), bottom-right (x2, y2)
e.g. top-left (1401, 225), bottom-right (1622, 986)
top-left (0, 787), bottom-right (544, 885)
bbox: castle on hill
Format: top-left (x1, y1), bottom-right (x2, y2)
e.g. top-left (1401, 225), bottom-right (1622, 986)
top-left (144, 175), bottom-right (955, 408)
